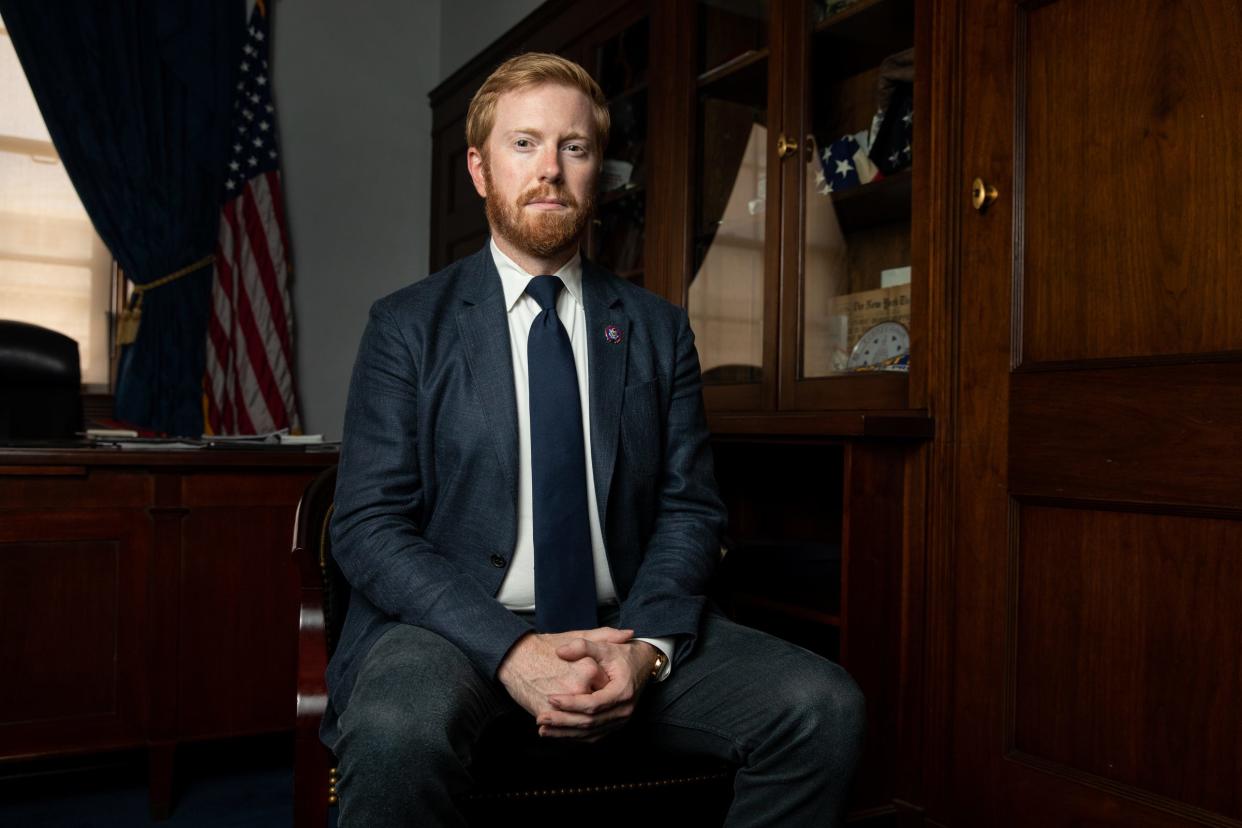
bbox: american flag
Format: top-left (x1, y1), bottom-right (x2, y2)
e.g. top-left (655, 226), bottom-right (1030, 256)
top-left (204, 2), bottom-right (300, 434)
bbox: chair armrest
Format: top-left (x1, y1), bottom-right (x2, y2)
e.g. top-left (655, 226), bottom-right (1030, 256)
top-left (295, 573), bottom-right (329, 731)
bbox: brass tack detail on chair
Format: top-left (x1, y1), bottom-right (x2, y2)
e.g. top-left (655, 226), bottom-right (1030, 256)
top-left (468, 770), bottom-right (731, 801)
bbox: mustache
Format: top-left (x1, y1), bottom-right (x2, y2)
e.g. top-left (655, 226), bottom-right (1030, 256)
top-left (520, 186), bottom-right (579, 209)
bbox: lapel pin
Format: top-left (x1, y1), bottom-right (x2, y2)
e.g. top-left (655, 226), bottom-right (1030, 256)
top-left (604, 324), bottom-right (623, 344)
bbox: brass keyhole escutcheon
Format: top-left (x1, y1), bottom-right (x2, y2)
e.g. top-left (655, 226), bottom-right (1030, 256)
top-left (777, 134), bottom-right (799, 159)
top-left (971, 177), bottom-right (999, 212)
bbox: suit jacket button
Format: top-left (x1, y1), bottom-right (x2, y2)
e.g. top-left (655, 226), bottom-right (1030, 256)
top-left (489, 554), bottom-right (506, 568)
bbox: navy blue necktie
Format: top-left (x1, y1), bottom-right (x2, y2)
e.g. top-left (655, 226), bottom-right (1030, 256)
top-left (526, 275), bottom-right (596, 633)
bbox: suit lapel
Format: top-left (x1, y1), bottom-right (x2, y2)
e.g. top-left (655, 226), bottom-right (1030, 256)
top-left (455, 247), bottom-right (518, 501)
top-left (582, 259), bottom-right (629, 524)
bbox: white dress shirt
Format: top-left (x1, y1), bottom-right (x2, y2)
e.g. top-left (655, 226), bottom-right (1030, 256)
top-left (490, 240), bottom-right (672, 680)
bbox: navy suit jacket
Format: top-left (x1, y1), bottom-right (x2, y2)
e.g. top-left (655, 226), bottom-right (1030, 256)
top-left (326, 245), bottom-right (727, 711)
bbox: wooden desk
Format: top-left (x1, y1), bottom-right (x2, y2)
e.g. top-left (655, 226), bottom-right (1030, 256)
top-left (0, 446), bottom-right (337, 816)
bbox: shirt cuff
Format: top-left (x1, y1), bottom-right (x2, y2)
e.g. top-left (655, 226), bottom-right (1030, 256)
top-left (635, 636), bottom-right (674, 682)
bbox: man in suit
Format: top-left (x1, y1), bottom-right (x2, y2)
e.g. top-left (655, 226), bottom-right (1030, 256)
top-left (324, 52), bottom-right (865, 826)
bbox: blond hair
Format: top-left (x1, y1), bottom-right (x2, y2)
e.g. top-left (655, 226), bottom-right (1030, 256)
top-left (466, 52), bottom-right (610, 154)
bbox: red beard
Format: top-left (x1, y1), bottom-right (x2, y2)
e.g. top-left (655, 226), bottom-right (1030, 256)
top-left (483, 162), bottom-right (595, 260)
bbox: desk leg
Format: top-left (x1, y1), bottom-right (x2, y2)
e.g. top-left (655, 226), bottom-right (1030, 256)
top-left (148, 741), bottom-right (177, 820)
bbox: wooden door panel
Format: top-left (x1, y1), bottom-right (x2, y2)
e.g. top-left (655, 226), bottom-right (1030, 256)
top-left (178, 505), bottom-right (300, 738)
top-left (1020, 0), bottom-right (1242, 364)
top-left (0, 540), bottom-right (120, 722)
top-left (0, 510), bottom-right (149, 754)
top-left (1013, 504), bottom-right (1242, 820)
top-left (1009, 363), bottom-right (1242, 509)
top-left (942, 0), bottom-right (1242, 824)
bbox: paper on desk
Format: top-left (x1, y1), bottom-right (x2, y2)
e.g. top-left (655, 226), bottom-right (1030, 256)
top-left (202, 428), bottom-right (324, 444)
top-left (98, 438), bottom-right (205, 450)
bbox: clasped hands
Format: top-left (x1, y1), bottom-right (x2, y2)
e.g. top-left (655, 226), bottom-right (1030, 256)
top-left (497, 627), bottom-right (659, 742)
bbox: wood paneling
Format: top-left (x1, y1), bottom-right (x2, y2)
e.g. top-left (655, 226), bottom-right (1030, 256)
top-left (180, 471), bottom-right (313, 508)
top-left (841, 442), bottom-right (906, 811)
top-left (1010, 362), bottom-right (1242, 511)
top-left (1019, 0), bottom-right (1242, 364)
top-left (178, 507), bottom-right (300, 738)
top-left (0, 540), bottom-right (119, 722)
top-left (1013, 504), bottom-right (1242, 820)
top-left (0, 468), bottom-right (149, 510)
top-left (0, 509), bottom-right (148, 756)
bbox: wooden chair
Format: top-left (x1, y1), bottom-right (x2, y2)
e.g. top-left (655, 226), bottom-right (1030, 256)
top-left (292, 465), bottom-right (734, 827)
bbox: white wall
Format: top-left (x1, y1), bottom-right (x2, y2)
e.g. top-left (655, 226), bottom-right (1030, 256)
top-left (276, 0), bottom-right (544, 440)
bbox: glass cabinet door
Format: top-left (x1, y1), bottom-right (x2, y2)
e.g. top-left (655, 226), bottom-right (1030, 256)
top-left (781, 0), bottom-right (915, 409)
top-left (589, 13), bottom-right (650, 286)
top-left (688, 0), bottom-right (778, 411)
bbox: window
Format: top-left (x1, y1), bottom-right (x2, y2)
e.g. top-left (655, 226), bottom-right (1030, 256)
top-left (0, 15), bottom-right (115, 389)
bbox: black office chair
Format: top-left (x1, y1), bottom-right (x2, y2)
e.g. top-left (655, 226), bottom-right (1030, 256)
top-left (292, 466), bottom-right (735, 827)
top-left (0, 320), bottom-right (84, 441)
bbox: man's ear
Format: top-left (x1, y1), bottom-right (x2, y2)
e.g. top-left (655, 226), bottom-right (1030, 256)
top-left (466, 147), bottom-right (488, 198)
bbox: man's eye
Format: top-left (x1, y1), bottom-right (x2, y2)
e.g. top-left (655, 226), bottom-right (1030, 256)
top-left (564, 144), bottom-right (586, 154)
top-left (515, 138), bottom-right (533, 148)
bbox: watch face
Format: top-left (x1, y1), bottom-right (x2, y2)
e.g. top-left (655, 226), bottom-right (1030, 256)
top-left (846, 321), bottom-right (910, 371)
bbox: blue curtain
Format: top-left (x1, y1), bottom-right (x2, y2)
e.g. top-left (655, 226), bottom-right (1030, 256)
top-left (1, 0), bottom-right (243, 436)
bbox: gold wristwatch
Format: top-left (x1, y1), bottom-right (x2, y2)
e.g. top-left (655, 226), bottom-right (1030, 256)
top-left (649, 650), bottom-right (667, 679)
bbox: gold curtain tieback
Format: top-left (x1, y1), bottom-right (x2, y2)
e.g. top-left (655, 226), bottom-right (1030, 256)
top-left (116, 254), bottom-right (215, 347)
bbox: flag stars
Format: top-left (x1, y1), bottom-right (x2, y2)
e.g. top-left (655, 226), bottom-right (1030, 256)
top-left (834, 158), bottom-right (854, 177)
top-left (229, 160), bottom-right (240, 171)
top-left (256, 76), bottom-right (267, 87)
top-left (252, 137), bottom-right (264, 148)
top-left (248, 156), bottom-right (258, 167)
top-left (259, 121), bottom-right (270, 132)
top-left (240, 61), bottom-right (250, 72)
top-left (225, 180), bottom-right (236, 190)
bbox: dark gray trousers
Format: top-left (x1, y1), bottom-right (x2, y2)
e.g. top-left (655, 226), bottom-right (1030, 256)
top-left (326, 609), bottom-right (865, 827)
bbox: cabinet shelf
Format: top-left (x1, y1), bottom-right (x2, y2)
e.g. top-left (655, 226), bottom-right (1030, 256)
top-left (813, 0), bottom-right (914, 78)
top-left (598, 182), bottom-right (645, 207)
top-left (697, 49), bottom-right (769, 108)
top-left (729, 592), bottom-right (842, 628)
top-left (707, 410), bottom-right (931, 439)
top-left (607, 80), bottom-right (649, 107)
top-left (827, 169), bottom-right (911, 232)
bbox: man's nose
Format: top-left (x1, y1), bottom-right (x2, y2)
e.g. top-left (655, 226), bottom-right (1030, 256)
top-left (537, 146), bottom-right (563, 182)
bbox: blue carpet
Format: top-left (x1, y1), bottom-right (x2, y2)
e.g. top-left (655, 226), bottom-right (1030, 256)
top-left (0, 735), bottom-right (320, 828)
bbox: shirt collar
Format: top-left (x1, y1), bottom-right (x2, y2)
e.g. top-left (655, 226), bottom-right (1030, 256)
top-left (490, 237), bottom-right (582, 313)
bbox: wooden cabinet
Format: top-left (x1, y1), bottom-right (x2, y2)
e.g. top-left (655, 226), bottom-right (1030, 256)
top-left (0, 449), bottom-right (336, 816)
top-left (656, 0), bottom-right (922, 415)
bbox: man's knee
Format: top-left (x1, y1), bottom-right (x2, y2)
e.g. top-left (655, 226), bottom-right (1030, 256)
top-left (777, 659), bottom-right (866, 764)
top-left (336, 626), bottom-right (496, 778)
top-left (340, 695), bottom-right (458, 774)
